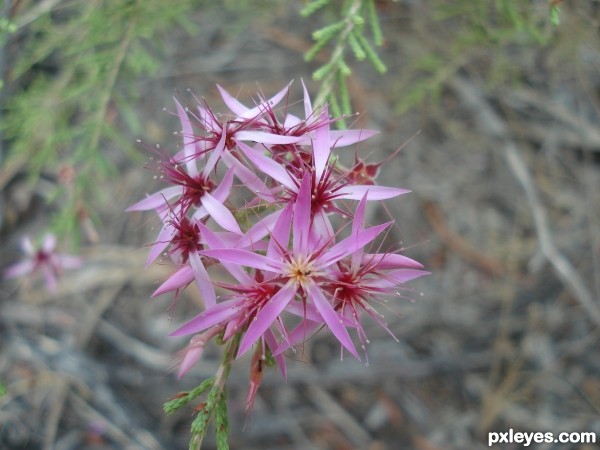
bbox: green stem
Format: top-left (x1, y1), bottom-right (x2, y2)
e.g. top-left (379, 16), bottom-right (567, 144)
top-left (189, 333), bottom-right (241, 450)
top-left (313, 0), bottom-right (364, 109)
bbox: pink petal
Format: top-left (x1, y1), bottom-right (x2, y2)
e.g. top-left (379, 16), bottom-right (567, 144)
top-left (293, 174), bottom-right (312, 255)
top-left (174, 98), bottom-right (199, 176)
top-left (221, 152), bottom-right (276, 203)
top-left (199, 223), bottom-right (253, 285)
top-left (201, 125), bottom-right (227, 178)
top-left (201, 249), bottom-right (284, 273)
top-left (146, 223), bottom-right (173, 268)
top-left (267, 203), bottom-right (293, 260)
top-left (313, 107), bottom-right (330, 181)
top-left (239, 83), bottom-right (292, 119)
top-left (237, 208), bottom-right (284, 250)
top-left (211, 166), bottom-right (235, 203)
top-left (152, 265), bottom-right (194, 297)
top-left (366, 269), bottom-right (430, 288)
top-left (177, 336), bottom-right (205, 379)
top-left (126, 187), bottom-right (182, 211)
top-left (336, 185), bottom-right (410, 201)
top-left (4, 260), bottom-right (35, 279)
top-left (237, 141), bottom-right (295, 190)
top-left (361, 253), bottom-right (424, 270)
top-left (329, 129), bottom-right (378, 148)
top-left (285, 299), bottom-right (323, 322)
top-left (189, 252), bottom-right (216, 308)
top-left (197, 105), bottom-right (219, 134)
top-left (42, 265), bottom-right (58, 293)
top-left (170, 299), bottom-right (240, 336)
top-left (42, 234), bottom-right (57, 253)
top-left (319, 222), bottom-right (392, 268)
top-left (237, 281), bottom-right (297, 357)
top-left (350, 194), bottom-right (368, 268)
top-left (311, 209), bottom-right (334, 246)
top-left (235, 130), bottom-right (303, 145)
top-left (217, 84), bottom-right (249, 116)
top-left (301, 79), bottom-right (313, 120)
top-left (306, 282), bottom-right (359, 359)
top-left (202, 193), bottom-right (242, 234)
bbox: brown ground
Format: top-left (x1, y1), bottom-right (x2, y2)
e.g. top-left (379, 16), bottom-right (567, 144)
top-left (1, 2), bottom-right (600, 450)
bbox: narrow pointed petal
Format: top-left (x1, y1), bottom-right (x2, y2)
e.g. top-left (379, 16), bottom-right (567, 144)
top-left (301, 79), bottom-right (313, 119)
top-left (267, 203), bottom-right (292, 260)
top-left (42, 265), bottom-right (58, 293)
top-left (293, 174), bottom-right (312, 255)
top-left (4, 260), bottom-right (35, 279)
top-left (221, 152), bottom-right (276, 203)
top-left (351, 194), bottom-right (368, 268)
top-left (199, 222), bottom-right (253, 285)
top-left (306, 282), bottom-right (359, 359)
top-left (126, 187), bottom-right (182, 211)
top-left (178, 336), bottom-right (205, 379)
top-left (336, 185), bottom-right (410, 200)
top-left (42, 234), bottom-right (57, 253)
top-left (197, 105), bottom-right (219, 135)
top-left (367, 269), bottom-right (430, 288)
top-left (152, 265), bottom-right (194, 297)
top-left (313, 107), bottom-right (331, 181)
top-left (284, 300), bottom-right (323, 322)
top-left (174, 98), bottom-right (199, 176)
top-left (237, 282), bottom-right (297, 357)
top-left (311, 209), bottom-right (334, 246)
top-left (237, 141), bottom-right (296, 190)
top-left (330, 129), bottom-right (378, 148)
top-left (189, 252), bottom-right (216, 308)
top-left (170, 299), bottom-right (240, 336)
top-left (202, 193), bottom-right (242, 234)
top-left (319, 222), bottom-right (392, 268)
top-left (201, 249), bottom-right (284, 273)
top-left (146, 224), bottom-right (173, 268)
top-left (235, 130), bottom-right (303, 145)
top-left (211, 166), bottom-right (235, 203)
top-left (361, 253), bottom-right (424, 270)
top-left (217, 84), bottom-right (249, 116)
top-left (202, 125), bottom-right (227, 178)
top-left (237, 208), bottom-right (284, 250)
top-left (238, 82), bottom-right (292, 119)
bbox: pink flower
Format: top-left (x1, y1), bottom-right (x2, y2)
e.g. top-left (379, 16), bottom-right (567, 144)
top-left (4, 234), bottom-right (81, 293)
top-left (128, 82), bottom-right (429, 406)
top-left (184, 175), bottom-right (393, 359)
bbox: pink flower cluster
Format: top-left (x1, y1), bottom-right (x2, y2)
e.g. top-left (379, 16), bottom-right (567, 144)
top-left (4, 234), bottom-right (81, 293)
top-left (128, 82), bottom-right (428, 381)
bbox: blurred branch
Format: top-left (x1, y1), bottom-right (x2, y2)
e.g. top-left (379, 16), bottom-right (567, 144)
top-left (13, 0), bottom-right (63, 31)
top-left (450, 76), bottom-right (600, 328)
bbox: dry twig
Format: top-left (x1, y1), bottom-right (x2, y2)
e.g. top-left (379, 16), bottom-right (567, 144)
top-left (449, 76), bottom-right (600, 328)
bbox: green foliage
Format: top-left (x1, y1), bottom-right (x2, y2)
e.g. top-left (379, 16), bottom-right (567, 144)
top-left (549, 4), bottom-right (561, 26)
top-left (396, 0), bottom-right (559, 114)
top-left (163, 377), bottom-right (216, 415)
top-left (303, 0), bottom-right (387, 121)
top-left (2, 0), bottom-right (198, 244)
top-left (0, 382), bottom-right (6, 397)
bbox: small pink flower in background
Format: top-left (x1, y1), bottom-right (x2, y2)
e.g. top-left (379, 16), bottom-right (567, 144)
top-left (4, 233), bottom-right (81, 293)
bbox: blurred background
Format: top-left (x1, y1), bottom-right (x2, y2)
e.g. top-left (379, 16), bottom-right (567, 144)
top-left (1, 1), bottom-right (599, 449)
